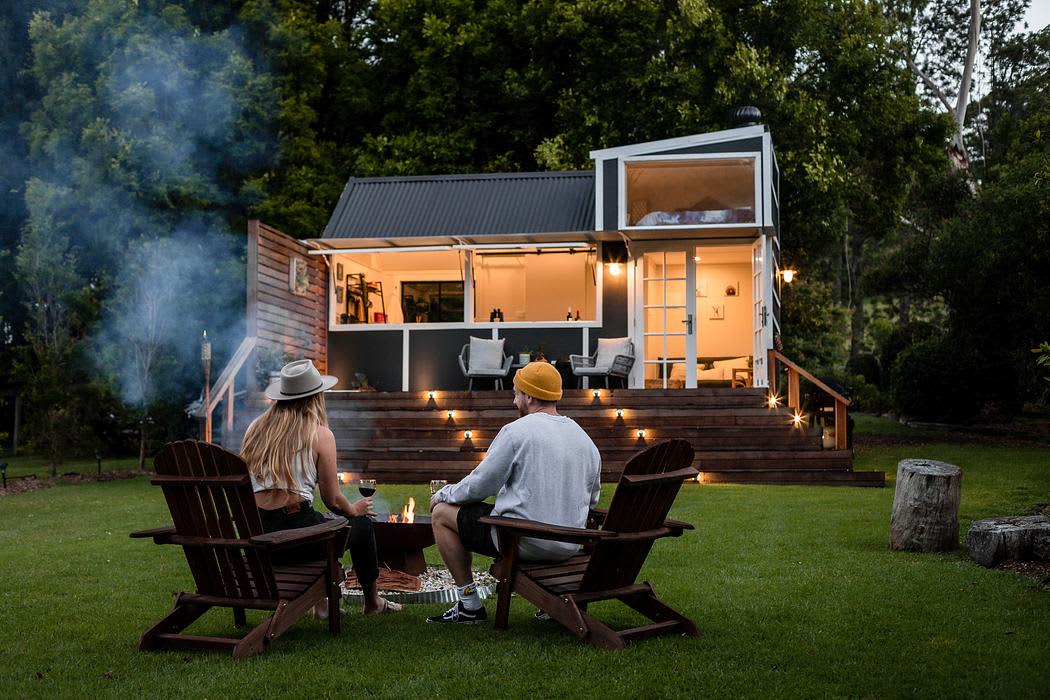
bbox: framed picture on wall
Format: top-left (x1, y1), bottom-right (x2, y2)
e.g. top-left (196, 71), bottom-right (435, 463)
top-left (289, 258), bottom-right (310, 296)
top-left (710, 304), bottom-right (725, 320)
top-left (697, 280), bottom-right (708, 298)
top-left (335, 262), bottom-right (344, 281)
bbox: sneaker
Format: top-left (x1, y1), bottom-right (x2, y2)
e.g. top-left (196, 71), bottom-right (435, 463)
top-left (534, 609), bottom-right (551, 621)
top-left (426, 601), bottom-right (488, 625)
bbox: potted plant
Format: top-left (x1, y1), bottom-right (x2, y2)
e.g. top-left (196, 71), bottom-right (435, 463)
top-left (517, 346), bottom-right (532, 364)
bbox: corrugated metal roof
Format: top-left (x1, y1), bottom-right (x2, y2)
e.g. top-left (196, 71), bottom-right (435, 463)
top-left (322, 171), bottom-right (595, 239)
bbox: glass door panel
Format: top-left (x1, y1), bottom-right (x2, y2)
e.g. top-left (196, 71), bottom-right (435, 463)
top-left (639, 249), bottom-right (694, 389)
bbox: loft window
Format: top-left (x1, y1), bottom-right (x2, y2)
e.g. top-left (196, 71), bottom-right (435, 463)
top-left (625, 157), bottom-right (757, 227)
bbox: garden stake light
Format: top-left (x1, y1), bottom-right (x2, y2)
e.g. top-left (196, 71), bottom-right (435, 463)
top-left (1, 462), bottom-right (6, 489)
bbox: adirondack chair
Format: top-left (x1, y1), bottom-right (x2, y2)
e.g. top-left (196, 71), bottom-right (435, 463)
top-left (130, 440), bottom-right (349, 659)
top-left (480, 439), bottom-right (699, 649)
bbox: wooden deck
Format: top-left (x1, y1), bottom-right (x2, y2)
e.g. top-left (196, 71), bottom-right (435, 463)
top-left (326, 388), bottom-right (885, 487)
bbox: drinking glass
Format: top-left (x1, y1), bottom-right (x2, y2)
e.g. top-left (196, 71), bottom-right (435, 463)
top-left (358, 479), bottom-right (377, 498)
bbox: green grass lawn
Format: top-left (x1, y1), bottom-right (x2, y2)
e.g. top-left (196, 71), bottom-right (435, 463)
top-left (1, 453), bottom-right (141, 480)
top-left (1, 436), bottom-right (1048, 698)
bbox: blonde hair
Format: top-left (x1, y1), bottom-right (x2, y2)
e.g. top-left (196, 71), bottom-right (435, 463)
top-left (241, 392), bottom-right (328, 490)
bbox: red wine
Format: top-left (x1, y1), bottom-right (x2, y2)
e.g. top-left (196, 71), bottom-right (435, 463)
top-left (359, 487), bottom-right (376, 497)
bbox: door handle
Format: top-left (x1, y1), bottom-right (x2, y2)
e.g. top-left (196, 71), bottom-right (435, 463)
top-left (682, 314), bottom-right (693, 334)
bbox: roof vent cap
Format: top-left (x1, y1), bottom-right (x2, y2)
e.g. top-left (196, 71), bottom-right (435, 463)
top-left (727, 105), bottom-right (762, 128)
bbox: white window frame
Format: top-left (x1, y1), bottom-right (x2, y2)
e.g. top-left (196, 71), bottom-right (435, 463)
top-left (618, 153), bottom-right (762, 232)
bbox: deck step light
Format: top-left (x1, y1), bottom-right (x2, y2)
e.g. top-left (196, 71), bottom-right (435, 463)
top-left (464, 430), bottom-right (473, 440)
top-left (615, 408), bottom-right (624, 418)
top-left (637, 429), bottom-right (646, 439)
top-left (791, 411), bottom-right (806, 428)
top-left (447, 410), bottom-right (455, 419)
top-left (592, 389), bottom-right (601, 398)
top-left (427, 390), bottom-right (436, 400)
top-left (767, 392), bottom-right (781, 408)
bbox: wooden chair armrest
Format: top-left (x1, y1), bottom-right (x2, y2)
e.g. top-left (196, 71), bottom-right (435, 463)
top-left (249, 517), bottom-right (349, 549)
top-left (621, 466), bottom-right (698, 485)
top-left (587, 507), bottom-right (608, 527)
top-left (479, 515), bottom-right (612, 545)
top-left (586, 507), bottom-right (692, 531)
top-left (130, 525), bottom-right (177, 543)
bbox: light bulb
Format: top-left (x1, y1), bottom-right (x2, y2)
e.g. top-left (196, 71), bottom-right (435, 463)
top-left (608, 263), bottom-right (622, 276)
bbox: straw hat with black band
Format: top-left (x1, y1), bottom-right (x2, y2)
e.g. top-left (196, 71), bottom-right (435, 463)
top-left (265, 359), bottom-right (338, 401)
top-left (512, 361), bottom-right (562, 402)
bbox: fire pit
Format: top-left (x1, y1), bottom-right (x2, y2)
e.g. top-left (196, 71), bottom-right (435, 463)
top-left (372, 513), bottom-right (435, 575)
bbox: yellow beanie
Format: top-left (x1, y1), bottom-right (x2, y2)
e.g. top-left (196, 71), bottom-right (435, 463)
top-left (513, 361), bottom-right (563, 401)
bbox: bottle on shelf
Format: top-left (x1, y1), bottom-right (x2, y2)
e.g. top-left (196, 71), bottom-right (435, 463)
top-left (566, 306), bottom-right (572, 321)
top-left (497, 308), bottom-right (504, 322)
top-left (575, 309), bottom-right (581, 321)
top-left (489, 308), bottom-right (496, 322)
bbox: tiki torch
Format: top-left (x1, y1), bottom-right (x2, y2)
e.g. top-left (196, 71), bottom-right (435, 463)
top-left (202, 330), bottom-right (212, 443)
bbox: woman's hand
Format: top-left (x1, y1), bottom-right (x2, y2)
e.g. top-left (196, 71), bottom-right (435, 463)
top-left (350, 496), bottom-right (375, 518)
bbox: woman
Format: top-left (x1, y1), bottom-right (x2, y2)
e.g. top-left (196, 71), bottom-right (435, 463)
top-left (241, 359), bottom-right (401, 615)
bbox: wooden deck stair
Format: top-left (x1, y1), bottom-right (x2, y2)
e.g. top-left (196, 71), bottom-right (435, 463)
top-left (326, 388), bottom-right (884, 487)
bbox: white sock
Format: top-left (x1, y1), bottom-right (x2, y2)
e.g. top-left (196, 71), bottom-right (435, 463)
top-left (457, 582), bottom-right (481, 610)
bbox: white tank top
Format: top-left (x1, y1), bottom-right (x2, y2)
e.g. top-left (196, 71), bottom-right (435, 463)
top-left (250, 447), bottom-right (318, 503)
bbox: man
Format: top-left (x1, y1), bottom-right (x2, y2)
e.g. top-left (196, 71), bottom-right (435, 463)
top-left (427, 361), bottom-right (602, 624)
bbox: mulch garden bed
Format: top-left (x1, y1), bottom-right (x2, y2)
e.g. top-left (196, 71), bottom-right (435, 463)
top-left (0, 469), bottom-right (151, 497)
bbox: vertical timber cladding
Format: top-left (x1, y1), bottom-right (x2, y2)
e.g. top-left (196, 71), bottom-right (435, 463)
top-left (247, 220), bottom-right (328, 376)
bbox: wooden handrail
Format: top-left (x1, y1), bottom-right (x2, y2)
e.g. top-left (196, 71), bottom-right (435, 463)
top-left (767, 349), bottom-right (850, 450)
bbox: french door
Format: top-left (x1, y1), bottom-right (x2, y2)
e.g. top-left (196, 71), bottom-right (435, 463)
top-left (630, 244), bottom-right (696, 389)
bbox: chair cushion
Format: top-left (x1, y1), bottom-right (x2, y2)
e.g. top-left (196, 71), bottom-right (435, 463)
top-left (712, 356), bottom-right (750, 371)
top-left (469, 336), bottom-right (505, 371)
top-left (594, 337), bottom-right (632, 371)
top-left (698, 366), bottom-right (727, 381)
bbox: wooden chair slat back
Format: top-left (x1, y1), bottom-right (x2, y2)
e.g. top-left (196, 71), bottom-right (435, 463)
top-left (579, 440), bottom-right (694, 593)
top-left (154, 440), bottom-right (276, 600)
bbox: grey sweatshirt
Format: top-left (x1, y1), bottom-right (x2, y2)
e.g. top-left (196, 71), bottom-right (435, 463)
top-left (434, 411), bottom-right (602, 561)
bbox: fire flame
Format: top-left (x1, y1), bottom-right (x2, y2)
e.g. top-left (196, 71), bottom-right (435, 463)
top-left (387, 497), bottom-right (416, 523)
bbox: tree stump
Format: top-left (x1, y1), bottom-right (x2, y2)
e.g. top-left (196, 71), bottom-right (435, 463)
top-left (890, 459), bottom-right (962, 551)
top-left (965, 515), bottom-right (1050, 567)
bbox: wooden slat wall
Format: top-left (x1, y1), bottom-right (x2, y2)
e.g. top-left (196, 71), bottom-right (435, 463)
top-left (247, 220), bottom-right (328, 376)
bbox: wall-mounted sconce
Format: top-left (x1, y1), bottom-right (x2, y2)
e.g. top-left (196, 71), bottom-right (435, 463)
top-left (607, 262), bottom-right (622, 276)
top-left (778, 268), bottom-right (797, 283)
top-left (464, 430), bottom-right (473, 439)
top-left (615, 408), bottom-right (624, 418)
top-left (592, 389), bottom-right (601, 398)
top-left (427, 390), bottom-right (436, 400)
top-left (637, 429), bottom-right (646, 439)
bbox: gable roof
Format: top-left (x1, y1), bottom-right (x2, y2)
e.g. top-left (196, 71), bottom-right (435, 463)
top-left (321, 171), bottom-right (595, 240)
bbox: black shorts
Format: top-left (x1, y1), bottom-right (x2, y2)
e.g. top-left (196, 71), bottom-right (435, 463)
top-left (456, 502), bottom-right (500, 558)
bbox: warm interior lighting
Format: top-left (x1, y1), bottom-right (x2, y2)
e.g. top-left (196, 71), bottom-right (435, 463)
top-left (767, 392), bottom-right (781, 408)
top-left (791, 411), bottom-right (806, 428)
top-left (694, 255), bottom-right (701, 262)
top-left (608, 262), bottom-right (622, 276)
top-left (464, 430), bottom-right (473, 439)
top-left (427, 390), bottom-right (436, 400)
top-left (637, 429), bottom-right (646, 438)
top-left (615, 408), bottom-right (624, 418)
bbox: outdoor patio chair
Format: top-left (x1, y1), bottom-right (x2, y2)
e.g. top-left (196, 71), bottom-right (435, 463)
top-left (130, 440), bottom-right (349, 659)
top-left (481, 439), bottom-right (699, 649)
top-left (569, 337), bottom-right (635, 388)
top-left (459, 338), bottom-right (513, 390)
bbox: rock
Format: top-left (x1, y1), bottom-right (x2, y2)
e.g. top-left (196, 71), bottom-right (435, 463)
top-left (890, 459), bottom-right (962, 552)
top-left (966, 515), bottom-right (1050, 567)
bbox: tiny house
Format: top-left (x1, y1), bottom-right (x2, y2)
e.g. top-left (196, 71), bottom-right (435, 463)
top-left (248, 120), bottom-right (784, 393)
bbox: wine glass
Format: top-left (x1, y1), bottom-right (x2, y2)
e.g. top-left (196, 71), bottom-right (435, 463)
top-left (358, 479), bottom-right (377, 498)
